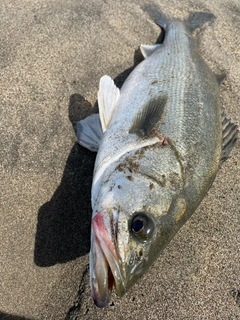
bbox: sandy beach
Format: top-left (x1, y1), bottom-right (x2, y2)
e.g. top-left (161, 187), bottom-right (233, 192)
top-left (0, 0), bottom-right (239, 319)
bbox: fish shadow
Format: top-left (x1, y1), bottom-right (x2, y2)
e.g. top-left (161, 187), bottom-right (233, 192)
top-left (34, 47), bottom-right (147, 267)
top-left (34, 141), bottom-right (95, 266)
top-left (0, 311), bottom-right (33, 320)
top-left (34, 94), bottom-right (98, 267)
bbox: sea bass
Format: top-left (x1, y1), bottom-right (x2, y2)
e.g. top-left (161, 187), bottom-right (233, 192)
top-left (76, 12), bottom-right (238, 307)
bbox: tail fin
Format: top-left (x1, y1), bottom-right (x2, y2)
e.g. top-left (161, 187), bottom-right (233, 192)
top-left (155, 13), bottom-right (170, 30)
top-left (155, 11), bottom-right (216, 32)
top-left (187, 12), bottom-right (216, 31)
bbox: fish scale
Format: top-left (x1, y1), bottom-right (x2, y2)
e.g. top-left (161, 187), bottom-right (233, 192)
top-left (140, 25), bottom-right (192, 158)
top-left (76, 12), bottom-right (238, 307)
top-left (155, 28), bottom-right (222, 196)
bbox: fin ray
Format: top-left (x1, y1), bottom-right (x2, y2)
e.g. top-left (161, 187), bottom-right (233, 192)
top-left (220, 109), bottom-right (239, 165)
top-left (77, 114), bottom-right (103, 152)
top-left (98, 75), bottom-right (120, 132)
top-left (129, 95), bottom-right (168, 137)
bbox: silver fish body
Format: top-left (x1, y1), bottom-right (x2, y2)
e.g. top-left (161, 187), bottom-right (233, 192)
top-left (77, 12), bottom-right (238, 308)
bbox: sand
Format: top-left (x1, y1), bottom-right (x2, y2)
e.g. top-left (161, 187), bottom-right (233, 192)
top-left (0, 0), bottom-right (239, 319)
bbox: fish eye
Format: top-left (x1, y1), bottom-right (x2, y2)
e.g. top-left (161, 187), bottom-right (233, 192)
top-left (130, 213), bottom-right (154, 242)
top-left (132, 219), bottom-right (144, 233)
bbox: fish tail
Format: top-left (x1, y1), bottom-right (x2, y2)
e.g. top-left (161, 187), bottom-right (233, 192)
top-left (155, 11), bottom-right (215, 32)
top-left (186, 12), bottom-right (216, 31)
top-left (155, 13), bottom-right (170, 30)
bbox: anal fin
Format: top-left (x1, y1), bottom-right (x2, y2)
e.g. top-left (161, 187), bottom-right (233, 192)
top-left (220, 109), bottom-right (239, 164)
top-left (77, 114), bottom-right (103, 152)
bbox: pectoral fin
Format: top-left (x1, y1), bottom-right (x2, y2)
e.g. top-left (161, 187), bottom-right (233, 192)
top-left (98, 75), bottom-right (120, 132)
top-left (129, 95), bottom-right (168, 137)
top-left (220, 109), bottom-right (238, 164)
top-left (77, 114), bottom-right (103, 152)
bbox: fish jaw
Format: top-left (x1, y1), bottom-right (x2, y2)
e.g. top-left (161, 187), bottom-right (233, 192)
top-left (90, 210), bottom-right (126, 307)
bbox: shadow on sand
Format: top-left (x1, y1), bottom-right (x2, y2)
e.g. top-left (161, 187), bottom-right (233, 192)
top-left (34, 47), bottom-right (146, 267)
top-left (34, 93), bottom-right (98, 266)
top-left (0, 311), bottom-right (33, 320)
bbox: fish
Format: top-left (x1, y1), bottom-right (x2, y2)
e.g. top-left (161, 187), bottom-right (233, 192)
top-left (76, 12), bottom-right (238, 307)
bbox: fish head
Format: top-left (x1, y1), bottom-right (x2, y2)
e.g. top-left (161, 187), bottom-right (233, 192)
top-left (90, 170), bottom-right (177, 307)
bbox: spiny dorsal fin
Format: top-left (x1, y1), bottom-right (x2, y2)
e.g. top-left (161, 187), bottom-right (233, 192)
top-left (98, 75), bottom-right (120, 132)
top-left (129, 95), bottom-right (168, 137)
top-left (220, 109), bottom-right (239, 165)
top-left (140, 44), bottom-right (162, 59)
top-left (76, 113), bottom-right (103, 152)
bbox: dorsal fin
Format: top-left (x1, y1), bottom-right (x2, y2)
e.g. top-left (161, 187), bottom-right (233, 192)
top-left (98, 75), bottom-right (120, 132)
top-left (129, 95), bottom-right (168, 137)
top-left (140, 44), bottom-right (162, 59)
top-left (76, 114), bottom-right (103, 152)
top-left (220, 109), bottom-right (239, 165)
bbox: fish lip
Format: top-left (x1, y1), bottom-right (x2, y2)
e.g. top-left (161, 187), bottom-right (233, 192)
top-left (91, 210), bottom-right (126, 307)
top-left (90, 237), bottom-right (112, 308)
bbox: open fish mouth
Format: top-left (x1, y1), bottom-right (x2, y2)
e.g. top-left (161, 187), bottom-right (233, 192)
top-left (90, 210), bottom-right (126, 308)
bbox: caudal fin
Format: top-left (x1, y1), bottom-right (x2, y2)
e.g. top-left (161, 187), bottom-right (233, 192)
top-left (187, 12), bottom-right (216, 31)
top-left (155, 11), bottom-right (216, 33)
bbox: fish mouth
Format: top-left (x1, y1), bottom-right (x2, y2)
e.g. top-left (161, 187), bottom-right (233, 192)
top-left (90, 210), bottom-right (126, 308)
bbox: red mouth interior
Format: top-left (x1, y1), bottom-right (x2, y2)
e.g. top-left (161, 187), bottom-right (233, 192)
top-left (91, 211), bottom-right (125, 307)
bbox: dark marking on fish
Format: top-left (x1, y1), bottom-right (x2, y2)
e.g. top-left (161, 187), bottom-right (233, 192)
top-left (149, 127), bottom-right (164, 140)
top-left (151, 80), bottom-right (159, 86)
top-left (169, 172), bottom-right (182, 192)
top-left (118, 185), bottom-right (122, 189)
top-left (116, 155), bottom-right (141, 174)
top-left (129, 95), bottom-right (168, 137)
top-left (135, 148), bottom-right (146, 159)
top-left (126, 176), bottom-right (134, 181)
top-left (116, 164), bottom-right (125, 172)
top-left (149, 183), bottom-right (154, 190)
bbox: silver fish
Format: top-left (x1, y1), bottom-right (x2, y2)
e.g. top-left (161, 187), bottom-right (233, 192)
top-left (77, 12), bottom-right (238, 307)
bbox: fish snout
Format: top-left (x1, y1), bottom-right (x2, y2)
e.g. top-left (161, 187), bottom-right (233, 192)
top-left (91, 210), bottom-right (126, 307)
